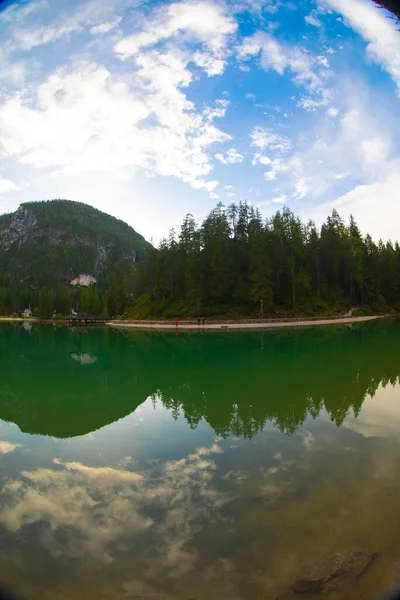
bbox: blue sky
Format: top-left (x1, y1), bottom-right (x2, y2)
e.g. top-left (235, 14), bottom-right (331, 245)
top-left (0, 0), bottom-right (400, 243)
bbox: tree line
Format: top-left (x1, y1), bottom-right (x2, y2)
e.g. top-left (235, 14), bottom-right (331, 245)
top-left (2, 201), bottom-right (399, 319)
top-left (0, 273), bottom-right (135, 318)
top-left (130, 202), bottom-right (400, 318)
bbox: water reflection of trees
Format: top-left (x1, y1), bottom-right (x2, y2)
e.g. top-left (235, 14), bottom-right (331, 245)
top-left (0, 320), bottom-right (399, 438)
top-left (145, 321), bottom-right (400, 437)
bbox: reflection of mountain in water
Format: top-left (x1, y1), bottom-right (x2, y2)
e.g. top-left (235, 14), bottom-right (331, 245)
top-left (0, 320), bottom-right (399, 438)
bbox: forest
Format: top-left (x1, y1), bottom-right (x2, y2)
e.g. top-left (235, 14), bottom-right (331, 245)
top-left (0, 272), bottom-right (136, 319)
top-left (1, 201), bottom-right (400, 319)
top-left (128, 202), bottom-right (400, 319)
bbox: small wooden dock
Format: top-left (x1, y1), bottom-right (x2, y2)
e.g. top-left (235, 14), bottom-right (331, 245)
top-left (64, 316), bottom-right (109, 326)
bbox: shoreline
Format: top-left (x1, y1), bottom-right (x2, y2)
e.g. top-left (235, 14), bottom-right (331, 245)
top-left (0, 315), bottom-right (393, 330)
top-left (0, 318), bottom-right (38, 322)
top-left (106, 315), bottom-right (387, 331)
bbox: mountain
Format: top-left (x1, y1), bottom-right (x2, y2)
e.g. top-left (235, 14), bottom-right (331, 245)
top-left (0, 200), bottom-right (149, 289)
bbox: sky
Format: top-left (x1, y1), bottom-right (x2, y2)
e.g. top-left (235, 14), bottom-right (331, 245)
top-left (0, 0), bottom-right (400, 243)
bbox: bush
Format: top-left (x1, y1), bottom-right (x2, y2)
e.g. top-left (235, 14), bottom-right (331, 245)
top-left (196, 306), bottom-right (227, 318)
top-left (352, 307), bottom-right (371, 317)
top-left (148, 299), bottom-right (166, 317)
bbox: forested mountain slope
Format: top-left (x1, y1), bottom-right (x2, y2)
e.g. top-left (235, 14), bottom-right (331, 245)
top-left (0, 200), bottom-right (150, 317)
top-left (0, 200), bottom-right (149, 289)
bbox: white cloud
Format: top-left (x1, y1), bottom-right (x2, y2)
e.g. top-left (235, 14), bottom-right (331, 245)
top-left (297, 87), bottom-right (333, 111)
top-left (0, 59), bottom-right (229, 191)
top-left (322, 165), bottom-right (400, 243)
top-left (14, 22), bottom-right (82, 49)
top-left (229, 0), bottom-right (291, 15)
top-left (361, 135), bottom-right (389, 168)
top-left (90, 18), bottom-right (121, 35)
top-left (192, 51), bottom-right (226, 76)
top-left (263, 155), bottom-right (304, 185)
top-left (238, 32), bottom-right (331, 108)
top-left (224, 184), bottom-right (233, 190)
top-left (11, 0), bottom-right (117, 50)
top-left (0, 177), bottom-right (19, 194)
top-left (251, 127), bottom-right (292, 175)
top-left (252, 153), bottom-right (272, 166)
top-left (0, 63), bottom-right (146, 170)
top-left (214, 148), bottom-right (243, 164)
top-left (293, 175), bottom-right (310, 199)
top-left (250, 126), bottom-right (291, 152)
top-left (323, 0), bottom-right (400, 94)
top-left (11, 1), bottom-right (235, 193)
top-left (190, 178), bottom-right (219, 191)
top-left (259, 90), bottom-right (400, 234)
top-left (0, 0), bottom-right (48, 25)
top-left (305, 14), bottom-right (322, 27)
top-left (326, 106), bottom-right (339, 118)
top-left (0, 51), bottom-right (27, 86)
top-left (316, 55), bottom-right (330, 68)
top-left (115, 1), bottom-right (237, 77)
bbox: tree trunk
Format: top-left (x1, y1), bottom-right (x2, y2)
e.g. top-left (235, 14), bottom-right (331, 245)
top-left (276, 271), bottom-right (280, 306)
top-left (292, 277), bottom-right (296, 307)
top-left (292, 261), bottom-right (296, 307)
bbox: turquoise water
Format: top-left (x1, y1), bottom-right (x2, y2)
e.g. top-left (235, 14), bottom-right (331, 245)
top-left (1, 321), bottom-right (400, 599)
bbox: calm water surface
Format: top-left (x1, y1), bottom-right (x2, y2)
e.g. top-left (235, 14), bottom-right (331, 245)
top-left (1, 321), bottom-right (400, 599)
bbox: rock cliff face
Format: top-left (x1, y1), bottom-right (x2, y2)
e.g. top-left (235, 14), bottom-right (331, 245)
top-left (0, 199), bottom-right (150, 288)
top-left (70, 274), bottom-right (97, 287)
top-left (0, 206), bottom-right (37, 251)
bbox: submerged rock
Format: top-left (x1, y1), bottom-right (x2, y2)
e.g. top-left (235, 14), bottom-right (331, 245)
top-left (278, 550), bottom-right (376, 598)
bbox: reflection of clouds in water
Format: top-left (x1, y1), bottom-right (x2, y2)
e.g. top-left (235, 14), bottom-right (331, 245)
top-left (70, 353), bottom-right (97, 365)
top-left (261, 452), bottom-right (296, 475)
top-left (222, 470), bottom-right (249, 484)
top-left (0, 443), bottom-right (227, 577)
top-left (0, 441), bottom-right (21, 454)
top-left (343, 384), bottom-right (400, 438)
top-left (1, 461), bottom-right (149, 564)
top-left (300, 429), bottom-right (315, 450)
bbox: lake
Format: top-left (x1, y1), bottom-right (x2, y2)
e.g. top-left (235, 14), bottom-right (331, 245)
top-left (1, 320), bottom-right (400, 599)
